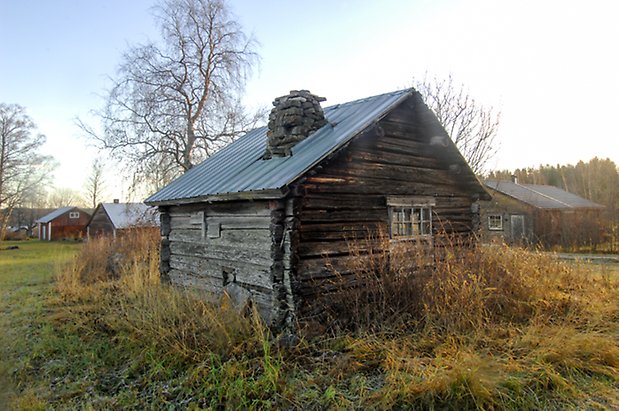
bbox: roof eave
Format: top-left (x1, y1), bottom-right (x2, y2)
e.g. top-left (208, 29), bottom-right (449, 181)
top-left (145, 188), bottom-right (288, 207)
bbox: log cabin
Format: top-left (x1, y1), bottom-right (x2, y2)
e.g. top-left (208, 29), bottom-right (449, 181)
top-left (482, 178), bottom-right (604, 247)
top-left (145, 88), bottom-right (490, 329)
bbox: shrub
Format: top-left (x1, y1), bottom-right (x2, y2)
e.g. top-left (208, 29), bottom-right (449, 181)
top-left (318, 233), bottom-right (611, 335)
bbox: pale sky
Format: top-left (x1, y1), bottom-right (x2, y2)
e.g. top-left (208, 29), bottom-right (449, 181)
top-left (1, 0), bottom-right (618, 201)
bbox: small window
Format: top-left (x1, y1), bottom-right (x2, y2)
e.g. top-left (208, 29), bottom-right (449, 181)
top-left (488, 215), bottom-right (503, 231)
top-left (388, 197), bottom-right (434, 241)
top-left (69, 211), bottom-right (80, 219)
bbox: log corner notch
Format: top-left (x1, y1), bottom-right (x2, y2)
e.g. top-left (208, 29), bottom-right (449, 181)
top-left (159, 208), bottom-right (172, 283)
top-left (269, 198), bottom-right (298, 331)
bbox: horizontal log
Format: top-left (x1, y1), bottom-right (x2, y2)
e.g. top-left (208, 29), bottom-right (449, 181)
top-left (299, 228), bottom-right (377, 241)
top-left (301, 178), bottom-right (471, 196)
top-left (299, 221), bottom-right (382, 233)
top-left (170, 240), bottom-right (272, 268)
top-left (316, 160), bottom-right (458, 187)
top-left (168, 201), bottom-right (271, 216)
top-left (297, 238), bottom-right (381, 258)
top-left (170, 254), bottom-right (273, 291)
top-left (301, 193), bottom-right (385, 210)
top-left (170, 214), bottom-right (271, 230)
top-left (168, 269), bottom-right (274, 319)
top-left (295, 253), bottom-right (379, 281)
top-left (299, 208), bottom-right (385, 223)
top-left (169, 227), bottom-right (271, 250)
top-left (348, 149), bottom-right (445, 173)
top-left (168, 269), bottom-right (222, 295)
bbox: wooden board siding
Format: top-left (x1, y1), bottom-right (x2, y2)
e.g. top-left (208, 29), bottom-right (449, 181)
top-left (87, 206), bottom-right (115, 237)
top-left (163, 201), bottom-right (278, 322)
top-left (481, 190), bottom-right (535, 245)
top-left (290, 99), bottom-right (481, 318)
top-left (43, 209), bottom-right (90, 240)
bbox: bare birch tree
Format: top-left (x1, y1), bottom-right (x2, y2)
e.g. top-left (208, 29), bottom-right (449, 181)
top-left (84, 158), bottom-right (106, 208)
top-left (80, 0), bottom-right (261, 188)
top-left (414, 75), bottom-right (500, 175)
top-left (0, 104), bottom-right (54, 239)
top-left (46, 187), bottom-right (83, 209)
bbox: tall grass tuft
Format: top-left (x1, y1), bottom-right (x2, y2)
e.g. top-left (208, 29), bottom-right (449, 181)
top-left (54, 228), bottom-right (270, 363)
top-left (318, 232), bottom-right (616, 337)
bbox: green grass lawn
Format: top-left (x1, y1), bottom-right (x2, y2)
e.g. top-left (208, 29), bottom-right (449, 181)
top-left (0, 240), bottom-right (81, 409)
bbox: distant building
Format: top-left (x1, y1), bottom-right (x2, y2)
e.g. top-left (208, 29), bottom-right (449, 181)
top-left (5, 207), bottom-right (55, 237)
top-left (36, 207), bottom-right (91, 241)
top-left (482, 178), bottom-right (604, 247)
top-left (86, 201), bottom-right (159, 238)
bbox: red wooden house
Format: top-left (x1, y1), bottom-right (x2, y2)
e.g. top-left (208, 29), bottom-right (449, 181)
top-left (36, 207), bottom-right (91, 241)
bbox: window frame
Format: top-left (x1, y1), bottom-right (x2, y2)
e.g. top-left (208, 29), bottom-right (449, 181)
top-left (387, 196), bottom-right (435, 242)
top-left (69, 211), bottom-right (80, 219)
top-left (487, 214), bottom-right (503, 231)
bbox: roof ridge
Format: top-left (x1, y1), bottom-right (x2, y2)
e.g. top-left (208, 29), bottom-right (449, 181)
top-left (519, 183), bottom-right (573, 208)
top-left (323, 88), bottom-right (412, 111)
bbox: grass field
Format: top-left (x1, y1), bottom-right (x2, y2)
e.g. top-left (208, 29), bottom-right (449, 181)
top-left (0, 241), bottom-right (81, 409)
top-left (1, 238), bottom-right (618, 410)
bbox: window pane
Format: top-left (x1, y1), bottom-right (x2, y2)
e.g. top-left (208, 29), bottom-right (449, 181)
top-left (389, 204), bottom-right (433, 239)
top-left (421, 221), bottom-right (431, 234)
top-left (404, 208), bottom-right (412, 223)
top-left (422, 208), bottom-right (430, 221)
top-left (488, 215), bottom-right (503, 230)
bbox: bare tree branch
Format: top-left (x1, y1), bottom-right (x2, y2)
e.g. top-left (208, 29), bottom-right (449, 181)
top-left (79, 0), bottom-right (263, 191)
top-left (0, 104), bottom-right (55, 240)
top-left (414, 74), bottom-right (501, 175)
top-left (84, 158), bottom-right (107, 208)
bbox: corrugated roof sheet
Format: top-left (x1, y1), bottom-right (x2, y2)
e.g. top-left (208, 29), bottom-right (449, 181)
top-left (100, 203), bottom-right (159, 228)
top-left (485, 180), bottom-right (604, 209)
top-left (36, 206), bottom-right (76, 223)
top-left (146, 89), bottom-right (414, 205)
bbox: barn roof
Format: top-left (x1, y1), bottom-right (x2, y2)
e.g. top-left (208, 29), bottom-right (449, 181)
top-left (485, 180), bottom-right (604, 209)
top-left (146, 88), bottom-right (488, 205)
top-left (36, 206), bottom-right (77, 223)
top-left (98, 203), bottom-right (159, 229)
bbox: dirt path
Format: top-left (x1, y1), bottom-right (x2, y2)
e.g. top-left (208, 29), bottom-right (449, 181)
top-left (553, 252), bottom-right (619, 264)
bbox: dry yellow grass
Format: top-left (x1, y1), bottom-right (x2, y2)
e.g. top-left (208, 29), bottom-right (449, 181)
top-left (54, 229), bottom-right (270, 362)
top-left (40, 231), bottom-right (619, 408)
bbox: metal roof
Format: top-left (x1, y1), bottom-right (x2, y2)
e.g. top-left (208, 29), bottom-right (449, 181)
top-left (485, 180), bottom-right (604, 209)
top-left (145, 89), bottom-right (414, 205)
top-left (99, 203), bottom-right (159, 228)
top-left (36, 206), bottom-right (78, 223)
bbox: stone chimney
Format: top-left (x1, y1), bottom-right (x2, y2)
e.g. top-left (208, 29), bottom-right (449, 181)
top-left (264, 90), bottom-right (327, 159)
top-left (113, 199), bottom-right (120, 204)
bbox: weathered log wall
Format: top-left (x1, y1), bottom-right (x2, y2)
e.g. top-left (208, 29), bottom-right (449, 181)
top-left (290, 97), bottom-right (482, 319)
top-left (87, 206), bottom-right (116, 237)
top-left (156, 93), bottom-right (486, 328)
top-left (161, 201), bottom-right (279, 322)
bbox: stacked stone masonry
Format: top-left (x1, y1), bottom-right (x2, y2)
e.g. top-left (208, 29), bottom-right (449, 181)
top-left (264, 90), bottom-right (327, 158)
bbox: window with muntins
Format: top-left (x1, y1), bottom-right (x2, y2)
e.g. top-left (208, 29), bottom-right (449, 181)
top-left (488, 215), bottom-right (503, 231)
top-left (387, 197), bottom-right (435, 241)
top-left (69, 211), bottom-right (80, 219)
